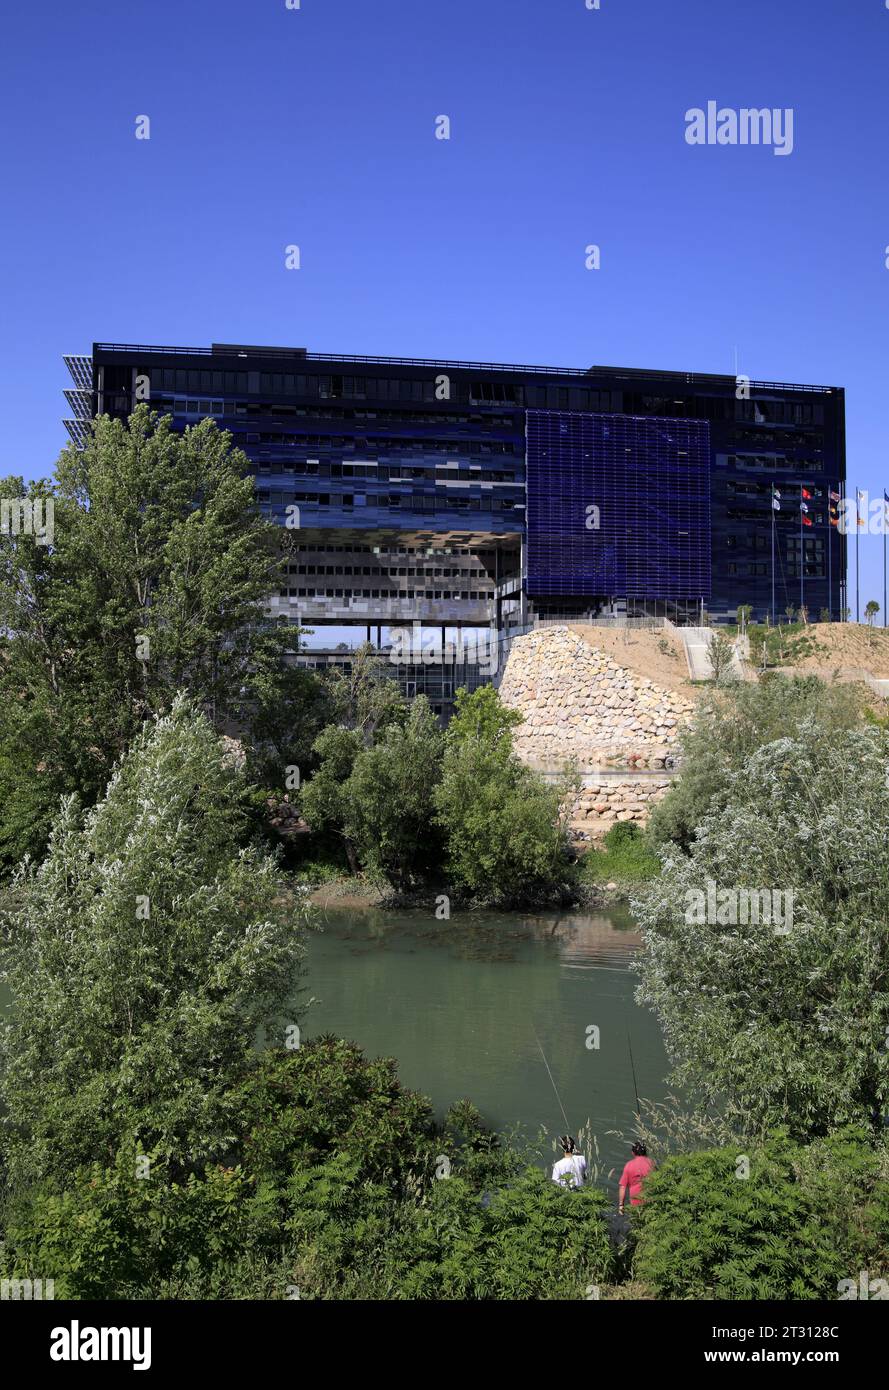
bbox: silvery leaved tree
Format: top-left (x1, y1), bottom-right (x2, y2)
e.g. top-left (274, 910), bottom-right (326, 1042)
top-left (633, 721), bottom-right (889, 1140)
top-left (0, 696), bottom-right (307, 1195)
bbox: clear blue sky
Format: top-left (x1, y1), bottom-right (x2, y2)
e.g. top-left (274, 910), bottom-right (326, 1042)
top-left (2, 0), bottom-right (888, 609)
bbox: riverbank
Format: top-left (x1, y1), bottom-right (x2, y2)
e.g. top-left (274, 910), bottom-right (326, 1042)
top-left (303, 866), bottom-right (650, 913)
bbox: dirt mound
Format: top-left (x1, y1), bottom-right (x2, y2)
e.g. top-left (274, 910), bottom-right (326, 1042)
top-left (566, 624), bottom-right (694, 694)
top-left (778, 622), bottom-right (889, 680)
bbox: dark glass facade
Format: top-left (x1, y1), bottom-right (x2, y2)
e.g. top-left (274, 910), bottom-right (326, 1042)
top-left (63, 344), bottom-right (847, 630)
top-left (526, 410), bottom-right (711, 602)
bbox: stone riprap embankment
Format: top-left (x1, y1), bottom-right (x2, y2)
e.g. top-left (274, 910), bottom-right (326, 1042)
top-left (498, 626), bottom-right (696, 835)
top-left (498, 627), bottom-right (694, 767)
top-left (568, 777), bottom-right (673, 838)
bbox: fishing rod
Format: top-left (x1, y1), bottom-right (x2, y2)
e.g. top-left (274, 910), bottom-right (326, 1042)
top-left (626, 1027), bottom-right (641, 1121)
top-left (532, 1026), bottom-right (572, 1137)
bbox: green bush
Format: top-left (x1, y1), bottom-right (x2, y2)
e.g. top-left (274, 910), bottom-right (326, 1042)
top-left (635, 723), bottom-right (889, 1138)
top-left (1, 1039), bottom-right (613, 1301)
top-left (434, 687), bottom-right (573, 905)
top-left (632, 1130), bottom-right (889, 1300)
top-left (582, 821), bottom-right (660, 884)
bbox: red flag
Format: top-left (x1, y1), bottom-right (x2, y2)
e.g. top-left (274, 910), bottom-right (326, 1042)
top-left (801, 486), bottom-right (813, 499)
top-left (802, 514), bottom-right (813, 527)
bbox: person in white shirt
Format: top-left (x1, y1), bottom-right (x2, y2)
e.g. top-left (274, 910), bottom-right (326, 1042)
top-left (551, 1135), bottom-right (587, 1189)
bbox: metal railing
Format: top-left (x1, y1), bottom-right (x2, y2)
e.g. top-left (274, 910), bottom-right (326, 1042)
top-left (90, 344), bottom-right (838, 393)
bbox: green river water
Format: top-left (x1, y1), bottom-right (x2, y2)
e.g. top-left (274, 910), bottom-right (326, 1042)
top-left (304, 903), bottom-right (669, 1186)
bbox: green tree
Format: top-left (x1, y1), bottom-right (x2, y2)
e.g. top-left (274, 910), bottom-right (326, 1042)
top-left (323, 641), bottom-right (404, 739)
top-left (0, 410), bottom-right (322, 868)
top-left (299, 725), bottom-right (365, 872)
top-left (343, 696), bottom-right (444, 890)
top-left (634, 722), bottom-right (889, 1138)
top-left (0, 696), bottom-right (307, 1195)
top-left (706, 630), bottom-right (736, 682)
top-left (647, 675), bottom-right (867, 852)
top-left (434, 686), bottom-right (572, 905)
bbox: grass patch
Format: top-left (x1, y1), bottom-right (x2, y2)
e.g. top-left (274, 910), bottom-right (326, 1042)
top-left (581, 822), bottom-right (661, 883)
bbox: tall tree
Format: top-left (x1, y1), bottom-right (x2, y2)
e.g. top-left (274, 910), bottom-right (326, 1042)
top-left (0, 696), bottom-right (307, 1195)
top-left (0, 408), bottom-right (323, 868)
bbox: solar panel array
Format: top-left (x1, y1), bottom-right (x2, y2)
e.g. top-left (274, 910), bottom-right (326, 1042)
top-left (525, 409), bottom-right (711, 600)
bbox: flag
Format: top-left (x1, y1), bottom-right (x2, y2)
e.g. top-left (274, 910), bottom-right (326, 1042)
top-left (802, 514), bottom-right (813, 527)
top-left (829, 489), bottom-right (840, 502)
top-left (771, 485), bottom-right (781, 511)
top-left (801, 486), bottom-right (813, 499)
top-left (800, 502), bottom-right (809, 514)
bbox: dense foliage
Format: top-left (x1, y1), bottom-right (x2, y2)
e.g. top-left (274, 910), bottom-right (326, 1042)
top-left (634, 715), bottom-right (889, 1139)
top-left (0, 410), bottom-right (327, 870)
top-left (300, 683), bottom-right (575, 905)
top-left (647, 674), bottom-right (867, 852)
top-left (633, 1129), bottom-right (889, 1300)
top-left (0, 698), bottom-right (306, 1196)
top-left (1, 1038), bottom-right (615, 1301)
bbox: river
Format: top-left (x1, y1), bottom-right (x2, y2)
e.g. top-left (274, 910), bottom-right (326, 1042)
top-left (304, 902), bottom-right (669, 1185)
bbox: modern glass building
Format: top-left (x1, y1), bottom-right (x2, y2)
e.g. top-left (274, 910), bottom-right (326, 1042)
top-left (63, 343), bottom-right (846, 708)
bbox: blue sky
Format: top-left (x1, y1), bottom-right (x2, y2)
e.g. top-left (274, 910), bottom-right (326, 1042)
top-left (2, 0), bottom-right (888, 610)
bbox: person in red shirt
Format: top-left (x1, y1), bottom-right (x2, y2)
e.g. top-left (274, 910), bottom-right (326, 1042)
top-left (618, 1141), bottom-right (655, 1213)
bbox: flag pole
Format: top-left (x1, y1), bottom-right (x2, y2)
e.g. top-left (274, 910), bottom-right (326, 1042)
top-left (877, 489), bottom-right (883, 631)
top-left (856, 488), bottom-right (860, 624)
top-left (799, 482), bottom-right (804, 613)
top-left (828, 483), bottom-right (832, 621)
top-left (771, 482), bottom-right (776, 625)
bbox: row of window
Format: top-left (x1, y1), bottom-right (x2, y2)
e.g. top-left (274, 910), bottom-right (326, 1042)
top-left (287, 565), bottom-right (494, 580)
top-left (256, 435), bottom-right (521, 456)
top-left (728, 453), bottom-right (825, 472)
top-left (726, 507), bottom-right (826, 524)
top-left (284, 589), bottom-right (492, 602)
top-left (287, 544), bottom-right (503, 558)
top-left (258, 491), bottom-right (523, 511)
top-left (169, 403), bottom-right (521, 455)
top-left (150, 366), bottom-right (622, 413)
top-left (622, 395), bottom-right (827, 427)
top-left (725, 562), bottom-right (826, 578)
top-left (255, 462), bottom-right (520, 483)
top-left (726, 481), bottom-right (827, 499)
top-left (730, 428), bottom-right (823, 450)
top-left (153, 395), bottom-right (519, 430)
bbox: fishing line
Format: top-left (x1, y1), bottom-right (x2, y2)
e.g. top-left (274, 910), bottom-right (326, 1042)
top-left (533, 1026), bottom-right (572, 1136)
top-left (626, 1027), bottom-right (641, 1119)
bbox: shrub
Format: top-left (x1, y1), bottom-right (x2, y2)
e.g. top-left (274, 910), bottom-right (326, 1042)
top-left (633, 1130), bottom-right (889, 1300)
